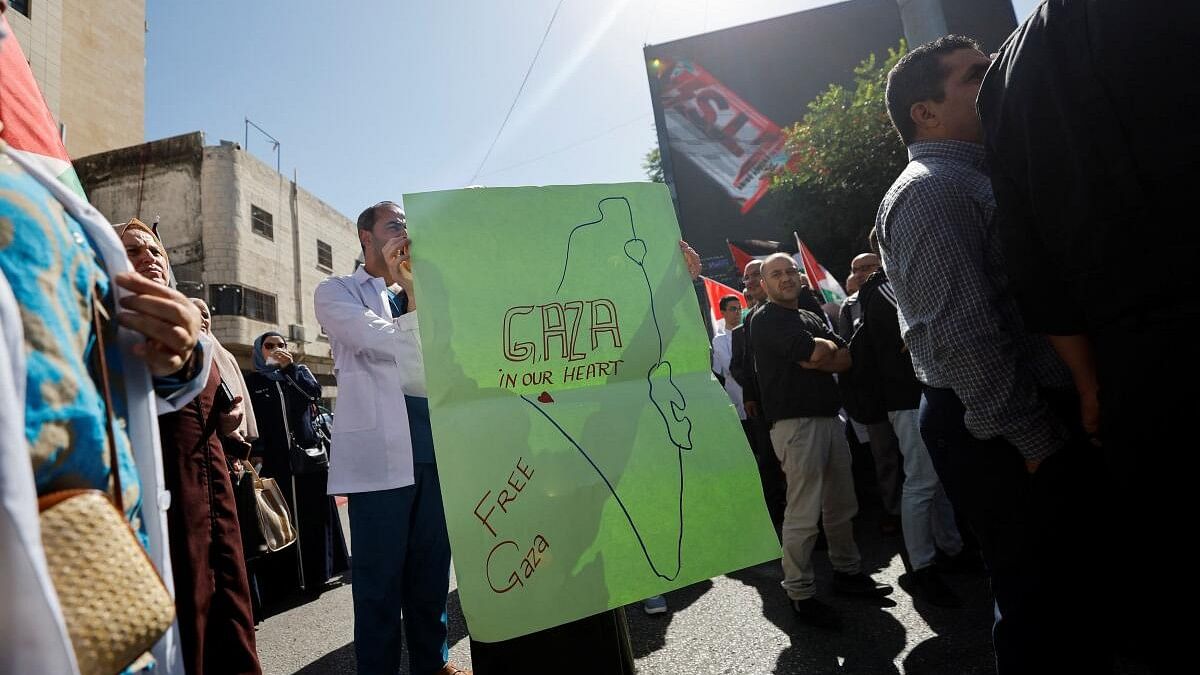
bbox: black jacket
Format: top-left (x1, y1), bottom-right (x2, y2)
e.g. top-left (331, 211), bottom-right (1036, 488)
top-left (246, 364), bottom-right (322, 479)
top-left (980, 0), bottom-right (1200, 334)
top-left (729, 304), bottom-right (762, 403)
top-left (858, 271), bottom-right (922, 412)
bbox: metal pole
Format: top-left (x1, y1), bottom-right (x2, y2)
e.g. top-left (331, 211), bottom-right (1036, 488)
top-left (896, 0), bottom-right (949, 47)
top-left (245, 118), bottom-right (282, 176)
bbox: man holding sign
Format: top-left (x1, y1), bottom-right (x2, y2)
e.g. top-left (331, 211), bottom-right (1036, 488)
top-left (314, 201), bottom-right (468, 675)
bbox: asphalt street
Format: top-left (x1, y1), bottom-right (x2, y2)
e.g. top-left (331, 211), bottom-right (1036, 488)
top-left (254, 498), bottom-right (1152, 674)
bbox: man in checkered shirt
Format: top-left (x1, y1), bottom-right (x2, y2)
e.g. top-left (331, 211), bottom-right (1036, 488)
top-left (876, 36), bottom-right (1109, 674)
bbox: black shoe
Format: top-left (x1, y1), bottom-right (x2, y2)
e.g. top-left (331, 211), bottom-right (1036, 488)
top-left (908, 567), bottom-right (963, 608)
top-left (935, 548), bottom-right (985, 575)
top-left (878, 514), bottom-right (901, 537)
top-left (791, 598), bottom-right (843, 631)
top-left (832, 572), bottom-right (894, 598)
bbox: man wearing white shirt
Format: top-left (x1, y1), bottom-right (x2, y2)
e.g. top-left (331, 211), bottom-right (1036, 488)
top-left (314, 201), bottom-right (467, 675)
top-left (710, 294), bottom-right (746, 422)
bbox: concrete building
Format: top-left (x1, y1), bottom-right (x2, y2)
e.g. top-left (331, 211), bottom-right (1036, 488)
top-left (5, 0), bottom-right (145, 158)
top-left (75, 132), bottom-right (360, 404)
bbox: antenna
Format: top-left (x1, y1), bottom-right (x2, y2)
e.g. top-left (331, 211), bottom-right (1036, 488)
top-left (244, 117), bottom-right (282, 175)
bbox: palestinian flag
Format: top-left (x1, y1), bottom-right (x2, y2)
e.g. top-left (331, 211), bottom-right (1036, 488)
top-left (726, 238), bottom-right (797, 277)
top-left (700, 275), bottom-right (746, 334)
top-left (0, 12), bottom-right (85, 196)
top-left (794, 234), bottom-right (846, 305)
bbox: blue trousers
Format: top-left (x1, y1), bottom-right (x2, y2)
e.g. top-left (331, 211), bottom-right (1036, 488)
top-left (348, 463), bottom-right (451, 675)
top-left (919, 387), bottom-right (1110, 675)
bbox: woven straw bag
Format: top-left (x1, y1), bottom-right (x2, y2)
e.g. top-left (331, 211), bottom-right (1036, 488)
top-left (37, 298), bottom-right (174, 674)
top-left (38, 490), bottom-right (176, 674)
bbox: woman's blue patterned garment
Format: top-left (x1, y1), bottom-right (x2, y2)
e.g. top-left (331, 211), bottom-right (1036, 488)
top-left (0, 152), bottom-right (146, 548)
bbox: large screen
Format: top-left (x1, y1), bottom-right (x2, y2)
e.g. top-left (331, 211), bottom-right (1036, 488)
top-left (645, 0), bottom-right (1015, 286)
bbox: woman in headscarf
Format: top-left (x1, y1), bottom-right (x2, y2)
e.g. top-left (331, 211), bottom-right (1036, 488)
top-left (117, 219), bottom-right (260, 675)
top-left (245, 331), bottom-right (348, 606)
top-left (190, 298), bottom-right (258, 445)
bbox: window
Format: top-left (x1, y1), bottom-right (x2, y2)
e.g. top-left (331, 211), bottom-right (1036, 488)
top-left (317, 240), bottom-right (333, 271)
top-left (251, 205), bottom-right (273, 240)
top-left (9, 0), bottom-right (30, 18)
top-left (209, 284), bottom-right (242, 316)
top-left (244, 288), bottom-right (277, 323)
top-left (209, 284), bottom-right (277, 324)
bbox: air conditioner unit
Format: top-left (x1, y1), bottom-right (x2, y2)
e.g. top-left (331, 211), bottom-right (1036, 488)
top-left (288, 324), bottom-right (306, 343)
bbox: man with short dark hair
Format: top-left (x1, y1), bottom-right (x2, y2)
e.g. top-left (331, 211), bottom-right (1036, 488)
top-left (729, 260), bottom-right (767, 411)
top-left (878, 35), bottom-right (1106, 673)
top-left (857, 267), bottom-right (964, 607)
top-left (314, 201), bottom-right (468, 675)
top-left (838, 251), bottom-right (903, 536)
top-left (711, 294), bottom-right (746, 421)
top-left (750, 253), bottom-right (892, 630)
top-left (728, 259), bottom-right (786, 536)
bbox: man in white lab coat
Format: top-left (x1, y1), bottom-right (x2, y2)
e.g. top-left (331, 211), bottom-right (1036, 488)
top-left (314, 201), bottom-right (467, 675)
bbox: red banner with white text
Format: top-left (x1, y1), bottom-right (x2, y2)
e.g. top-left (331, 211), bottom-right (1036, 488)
top-left (658, 59), bottom-right (797, 214)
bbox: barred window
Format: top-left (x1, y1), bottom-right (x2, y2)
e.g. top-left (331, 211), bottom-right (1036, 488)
top-left (251, 205), bottom-right (273, 239)
top-left (244, 288), bottom-right (277, 323)
top-left (209, 284), bottom-right (277, 324)
top-left (209, 284), bottom-right (243, 316)
top-left (317, 240), bottom-right (333, 271)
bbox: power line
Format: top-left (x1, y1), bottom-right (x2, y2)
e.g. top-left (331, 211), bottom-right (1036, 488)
top-left (468, 0), bottom-right (567, 184)
top-left (478, 113), bottom-right (651, 178)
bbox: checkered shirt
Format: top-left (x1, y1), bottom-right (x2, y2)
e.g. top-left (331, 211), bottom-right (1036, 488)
top-left (875, 140), bottom-right (1072, 462)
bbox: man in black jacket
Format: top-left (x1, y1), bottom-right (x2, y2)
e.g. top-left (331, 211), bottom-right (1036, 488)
top-left (978, 2), bottom-right (1197, 666)
top-left (728, 260), bottom-right (785, 536)
top-left (858, 269), bottom-right (963, 607)
top-left (838, 252), bottom-right (902, 535)
top-left (750, 254), bottom-right (892, 630)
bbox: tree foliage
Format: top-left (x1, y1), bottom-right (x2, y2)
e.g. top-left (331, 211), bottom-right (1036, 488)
top-left (643, 147), bottom-right (664, 183)
top-left (770, 41), bottom-right (908, 282)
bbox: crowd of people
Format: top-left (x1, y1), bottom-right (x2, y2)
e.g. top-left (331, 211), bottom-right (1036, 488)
top-left (699, 4), bottom-right (1189, 672)
top-left (2, 0), bottom-right (1192, 673)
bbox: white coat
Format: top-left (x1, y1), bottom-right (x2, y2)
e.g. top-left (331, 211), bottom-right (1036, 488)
top-left (314, 266), bottom-right (426, 495)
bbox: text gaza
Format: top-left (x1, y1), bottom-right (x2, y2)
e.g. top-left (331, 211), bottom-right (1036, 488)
top-left (503, 299), bottom-right (623, 363)
top-left (486, 534), bottom-right (551, 594)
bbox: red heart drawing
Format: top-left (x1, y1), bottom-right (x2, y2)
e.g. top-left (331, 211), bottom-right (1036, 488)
top-left (537, 391), bottom-right (555, 404)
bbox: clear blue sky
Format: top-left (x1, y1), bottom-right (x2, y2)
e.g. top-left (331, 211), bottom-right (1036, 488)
top-left (146, 0), bottom-right (1043, 219)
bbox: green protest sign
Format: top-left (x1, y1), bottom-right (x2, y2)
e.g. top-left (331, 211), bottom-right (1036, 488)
top-left (405, 183), bottom-right (779, 642)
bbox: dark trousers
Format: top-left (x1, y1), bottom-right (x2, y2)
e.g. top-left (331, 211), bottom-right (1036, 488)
top-left (1095, 315), bottom-right (1193, 670)
top-left (919, 386), bottom-right (1111, 675)
top-left (864, 421), bottom-right (902, 516)
top-left (743, 418), bottom-right (786, 538)
top-left (470, 609), bottom-right (635, 675)
top-left (347, 463), bottom-right (451, 675)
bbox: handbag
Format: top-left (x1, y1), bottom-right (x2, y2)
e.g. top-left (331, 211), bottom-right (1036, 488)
top-left (278, 374), bottom-right (329, 475)
top-left (221, 418), bottom-right (296, 555)
top-left (243, 461), bottom-right (297, 553)
top-left (36, 298), bottom-right (175, 675)
top-left (223, 434), bottom-right (268, 559)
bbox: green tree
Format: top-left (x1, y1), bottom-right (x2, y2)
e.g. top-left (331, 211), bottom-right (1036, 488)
top-left (770, 41), bottom-right (908, 283)
top-left (643, 147), bottom-right (664, 183)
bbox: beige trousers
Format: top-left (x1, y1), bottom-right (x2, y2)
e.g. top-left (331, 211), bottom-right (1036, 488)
top-left (769, 416), bottom-right (861, 600)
